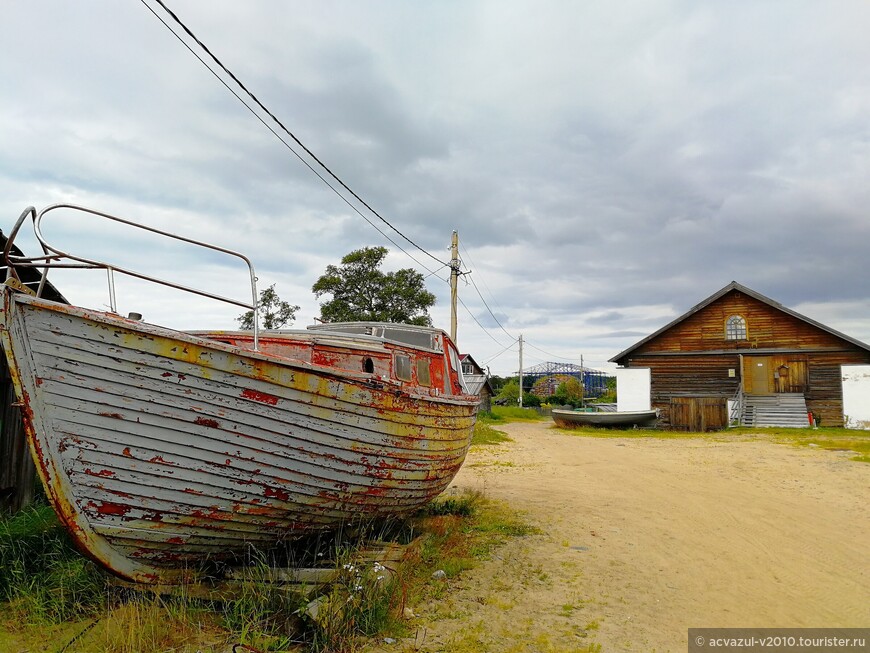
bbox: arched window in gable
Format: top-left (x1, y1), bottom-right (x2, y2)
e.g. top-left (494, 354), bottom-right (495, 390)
top-left (725, 315), bottom-right (747, 340)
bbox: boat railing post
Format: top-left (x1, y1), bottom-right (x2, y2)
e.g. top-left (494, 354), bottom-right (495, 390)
top-left (250, 271), bottom-right (259, 351)
top-left (107, 267), bottom-right (117, 313)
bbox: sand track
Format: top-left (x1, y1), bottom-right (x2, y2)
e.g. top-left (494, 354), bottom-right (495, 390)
top-left (390, 423), bottom-right (869, 652)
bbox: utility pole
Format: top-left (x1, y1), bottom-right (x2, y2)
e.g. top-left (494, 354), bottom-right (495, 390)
top-left (518, 334), bottom-right (524, 408)
top-left (449, 230), bottom-right (459, 344)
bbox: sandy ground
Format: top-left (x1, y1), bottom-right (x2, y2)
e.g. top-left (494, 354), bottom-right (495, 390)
top-left (381, 422), bottom-right (869, 652)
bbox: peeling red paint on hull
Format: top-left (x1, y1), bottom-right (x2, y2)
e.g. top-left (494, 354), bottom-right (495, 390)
top-left (240, 388), bottom-right (279, 405)
top-left (0, 290), bottom-right (479, 584)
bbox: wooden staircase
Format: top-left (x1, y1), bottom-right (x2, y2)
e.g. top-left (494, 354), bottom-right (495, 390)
top-left (742, 393), bottom-right (810, 428)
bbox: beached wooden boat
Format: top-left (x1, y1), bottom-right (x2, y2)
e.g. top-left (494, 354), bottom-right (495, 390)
top-left (551, 407), bottom-right (659, 428)
top-left (0, 205), bottom-right (479, 583)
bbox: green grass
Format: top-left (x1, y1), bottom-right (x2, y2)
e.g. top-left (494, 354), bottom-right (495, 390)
top-left (483, 406), bottom-right (547, 422)
top-left (729, 426), bottom-right (870, 462)
top-left (552, 424), bottom-right (702, 439)
top-left (0, 490), bottom-right (535, 652)
top-left (555, 422), bottom-right (870, 461)
top-left (410, 491), bottom-right (538, 593)
top-left (471, 420), bottom-right (512, 446)
top-left (0, 502), bottom-right (107, 625)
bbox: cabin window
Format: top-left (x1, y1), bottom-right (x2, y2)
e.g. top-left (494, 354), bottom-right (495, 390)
top-left (362, 357), bottom-right (375, 374)
top-left (394, 353), bottom-right (412, 381)
top-left (462, 362), bottom-right (474, 375)
top-left (725, 315), bottom-right (747, 340)
top-left (417, 359), bottom-right (431, 386)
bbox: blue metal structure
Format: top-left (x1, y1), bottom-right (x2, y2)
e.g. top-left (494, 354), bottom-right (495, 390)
top-left (520, 361), bottom-right (611, 397)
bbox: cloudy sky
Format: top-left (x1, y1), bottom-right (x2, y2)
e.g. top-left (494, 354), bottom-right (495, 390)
top-left (3, 1), bottom-right (869, 375)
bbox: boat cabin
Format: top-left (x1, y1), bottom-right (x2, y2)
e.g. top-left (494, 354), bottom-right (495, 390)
top-left (195, 321), bottom-right (471, 399)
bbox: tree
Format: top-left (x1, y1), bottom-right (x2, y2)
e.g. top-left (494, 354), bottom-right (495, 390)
top-left (555, 377), bottom-right (584, 406)
top-left (237, 283), bottom-right (300, 330)
top-left (494, 379), bottom-right (520, 405)
top-left (312, 246), bottom-right (436, 326)
top-left (489, 375), bottom-right (510, 393)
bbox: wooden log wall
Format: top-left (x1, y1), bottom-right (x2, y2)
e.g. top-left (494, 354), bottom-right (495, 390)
top-left (0, 353), bottom-right (37, 514)
top-left (805, 351), bottom-right (870, 426)
top-left (632, 354), bottom-right (741, 428)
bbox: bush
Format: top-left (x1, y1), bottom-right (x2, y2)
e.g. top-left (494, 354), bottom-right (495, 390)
top-left (521, 393), bottom-right (541, 407)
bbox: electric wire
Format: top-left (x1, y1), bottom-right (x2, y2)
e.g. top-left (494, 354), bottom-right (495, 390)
top-left (142, 0), bottom-right (449, 273)
top-left (458, 296), bottom-right (511, 348)
top-left (143, 0), bottom-right (606, 372)
top-left (465, 272), bottom-right (516, 341)
top-left (482, 339), bottom-right (519, 366)
top-left (524, 341), bottom-right (585, 363)
top-left (458, 242), bottom-right (515, 340)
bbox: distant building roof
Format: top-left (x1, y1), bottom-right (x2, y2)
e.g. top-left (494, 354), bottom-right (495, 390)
top-left (463, 374), bottom-right (491, 396)
top-left (459, 353), bottom-right (493, 396)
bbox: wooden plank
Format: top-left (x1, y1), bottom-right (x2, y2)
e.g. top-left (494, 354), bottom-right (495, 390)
top-left (0, 353), bottom-right (36, 514)
top-left (669, 397), bottom-right (727, 431)
top-left (110, 540), bottom-right (409, 601)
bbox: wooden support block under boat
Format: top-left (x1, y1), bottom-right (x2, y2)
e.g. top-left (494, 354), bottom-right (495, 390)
top-left (108, 539), bottom-right (410, 601)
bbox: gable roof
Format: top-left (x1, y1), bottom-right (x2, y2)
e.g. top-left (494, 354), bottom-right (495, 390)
top-left (459, 353), bottom-right (485, 373)
top-left (609, 281), bottom-right (870, 363)
top-left (458, 353), bottom-right (494, 396)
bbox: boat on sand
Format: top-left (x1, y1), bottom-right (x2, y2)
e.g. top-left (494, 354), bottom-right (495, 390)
top-left (0, 204), bottom-right (479, 583)
top-left (551, 407), bottom-right (659, 428)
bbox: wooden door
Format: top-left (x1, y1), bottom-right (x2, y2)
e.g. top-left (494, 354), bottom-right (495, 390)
top-left (669, 397), bottom-right (727, 431)
top-left (771, 357), bottom-right (808, 394)
top-left (746, 356), bottom-right (772, 394)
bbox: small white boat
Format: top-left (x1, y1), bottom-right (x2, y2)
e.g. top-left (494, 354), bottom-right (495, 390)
top-left (552, 407), bottom-right (659, 428)
top-left (0, 204), bottom-right (479, 584)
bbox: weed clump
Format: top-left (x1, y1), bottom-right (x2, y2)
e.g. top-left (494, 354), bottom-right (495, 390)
top-left (302, 558), bottom-right (398, 653)
top-left (0, 491), bottom-right (534, 652)
top-left (0, 502), bottom-right (106, 624)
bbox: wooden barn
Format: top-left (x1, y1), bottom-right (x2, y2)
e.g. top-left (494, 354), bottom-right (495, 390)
top-left (610, 281), bottom-right (870, 431)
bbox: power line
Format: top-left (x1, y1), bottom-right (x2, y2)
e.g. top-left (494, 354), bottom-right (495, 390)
top-left (465, 273), bottom-right (516, 341)
top-left (457, 296), bottom-right (512, 349)
top-left (458, 242), bottom-right (515, 338)
top-left (453, 241), bottom-right (517, 341)
top-left (142, 0), bottom-right (449, 273)
top-left (482, 339), bottom-right (518, 366)
top-left (524, 341), bottom-right (583, 362)
top-left (141, 2), bottom-right (617, 372)
top-left (455, 243), bottom-right (591, 365)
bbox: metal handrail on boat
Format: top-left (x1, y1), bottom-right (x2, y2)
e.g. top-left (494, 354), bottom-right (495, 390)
top-left (2, 204), bottom-right (260, 349)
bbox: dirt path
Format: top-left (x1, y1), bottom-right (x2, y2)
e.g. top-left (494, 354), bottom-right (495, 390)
top-left (392, 422), bottom-right (870, 652)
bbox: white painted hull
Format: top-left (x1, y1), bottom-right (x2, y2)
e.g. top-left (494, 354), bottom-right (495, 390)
top-left (551, 408), bottom-right (659, 428)
top-left (0, 292), bottom-right (477, 583)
